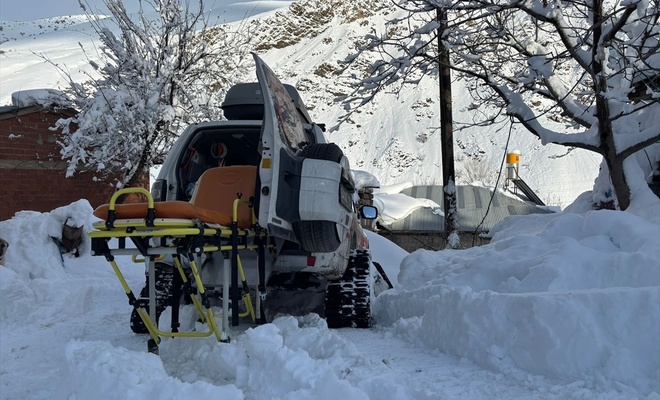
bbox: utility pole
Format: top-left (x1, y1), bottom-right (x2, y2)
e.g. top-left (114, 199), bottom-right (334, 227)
top-left (437, 8), bottom-right (459, 248)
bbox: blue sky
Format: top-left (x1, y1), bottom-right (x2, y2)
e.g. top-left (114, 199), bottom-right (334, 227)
top-left (0, 0), bottom-right (292, 21)
top-left (0, 0), bottom-right (114, 21)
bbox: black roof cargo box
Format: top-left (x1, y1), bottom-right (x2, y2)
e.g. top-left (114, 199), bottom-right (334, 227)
top-left (221, 82), bottom-right (312, 123)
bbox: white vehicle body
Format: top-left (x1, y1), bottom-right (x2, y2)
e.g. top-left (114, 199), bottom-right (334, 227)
top-left (150, 55), bottom-right (371, 299)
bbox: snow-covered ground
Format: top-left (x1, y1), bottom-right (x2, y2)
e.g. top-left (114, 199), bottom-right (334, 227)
top-left (1, 187), bottom-right (658, 399)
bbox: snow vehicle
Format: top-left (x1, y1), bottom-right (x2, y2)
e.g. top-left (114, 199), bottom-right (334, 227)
top-left (88, 54), bottom-right (390, 352)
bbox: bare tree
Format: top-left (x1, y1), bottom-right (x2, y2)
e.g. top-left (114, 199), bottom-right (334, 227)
top-left (342, 0), bottom-right (660, 210)
top-left (48, 0), bottom-right (252, 191)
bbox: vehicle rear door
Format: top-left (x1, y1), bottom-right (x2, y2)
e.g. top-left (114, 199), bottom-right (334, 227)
top-left (253, 53), bottom-right (308, 241)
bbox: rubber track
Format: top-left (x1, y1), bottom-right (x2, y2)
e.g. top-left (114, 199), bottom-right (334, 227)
top-left (130, 264), bottom-right (176, 334)
top-left (324, 250), bottom-right (371, 328)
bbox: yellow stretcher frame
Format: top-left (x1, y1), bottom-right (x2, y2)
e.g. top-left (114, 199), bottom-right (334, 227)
top-left (89, 187), bottom-right (269, 353)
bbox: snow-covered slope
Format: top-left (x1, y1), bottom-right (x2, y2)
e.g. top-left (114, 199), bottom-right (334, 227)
top-left (0, 0), bottom-right (599, 209)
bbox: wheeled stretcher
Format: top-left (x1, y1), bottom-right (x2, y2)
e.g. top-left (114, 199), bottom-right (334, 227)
top-left (89, 166), bottom-right (269, 353)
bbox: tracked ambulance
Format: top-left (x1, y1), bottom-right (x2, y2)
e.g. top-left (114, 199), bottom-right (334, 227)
top-left (114, 54), bottom-right (391, 337)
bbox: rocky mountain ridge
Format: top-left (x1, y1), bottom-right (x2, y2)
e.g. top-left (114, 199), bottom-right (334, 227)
top-left (240, 0), bottom-right (599, 208)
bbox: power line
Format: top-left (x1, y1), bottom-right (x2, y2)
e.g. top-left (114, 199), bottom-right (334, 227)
top-left (472, 117), bottom-right (514, 246)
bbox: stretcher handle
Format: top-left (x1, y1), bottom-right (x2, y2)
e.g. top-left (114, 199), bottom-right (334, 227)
top-left (106, 187), bottom-right (155, 229)
top-left (232, 195), bottom-right (256, 225)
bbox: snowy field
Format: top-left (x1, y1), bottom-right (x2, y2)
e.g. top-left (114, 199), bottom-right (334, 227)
top-left (1, 188), bottom-right (658, 399)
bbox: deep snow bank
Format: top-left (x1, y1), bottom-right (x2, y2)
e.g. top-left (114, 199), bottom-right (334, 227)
top-left (3, 199), bottom-right (658, 398)
top-left (373, 210), bottom-right (660, 395)
top-left (58, 315), bottom-right (371, 400)
top-left (0, 200), bottom-right (112, 325)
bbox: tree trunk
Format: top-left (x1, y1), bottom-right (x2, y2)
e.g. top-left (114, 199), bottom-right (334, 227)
top-left (596, 80), bottom-right (631, 210)
top-left (115, 138), bottom-right (152, 204)
top-left (602, 149), bottom-right (632, 210)
top-left (592, 0), bottom-right (631, 210)
top-left (438, 9), bottom-right (459, 248)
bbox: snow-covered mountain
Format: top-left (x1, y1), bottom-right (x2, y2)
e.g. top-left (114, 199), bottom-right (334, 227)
top-left (0, 0), bottom-right (600, 209)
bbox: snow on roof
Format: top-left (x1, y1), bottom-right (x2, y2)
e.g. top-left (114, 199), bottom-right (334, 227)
top-left (374, 184), bottom-right (552, 232)
top-left (10, 89), bottom-right (67, 108)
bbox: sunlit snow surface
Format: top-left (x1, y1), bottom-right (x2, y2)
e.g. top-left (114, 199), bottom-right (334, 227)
top-left (1, 192), bottom-right (658, 399)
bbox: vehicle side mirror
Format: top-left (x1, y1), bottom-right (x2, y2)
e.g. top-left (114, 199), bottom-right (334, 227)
top-left (360, 205), bottom-right (378, 220)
